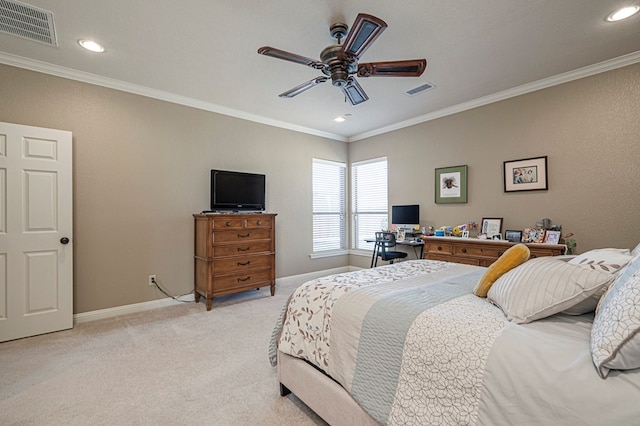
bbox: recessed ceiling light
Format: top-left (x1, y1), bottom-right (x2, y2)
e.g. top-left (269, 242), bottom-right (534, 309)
top-left (78, 39), bottom-right (105, 53)
top-left (606, 5), bottom-right (640, 22)
top-left (334, 116), bottom-right (346, 123)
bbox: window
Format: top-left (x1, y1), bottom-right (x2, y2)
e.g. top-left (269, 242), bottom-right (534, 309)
top-left (312, 159), bottom-right (346, 253)
top-left (352, 157), bottom-right (388, 250)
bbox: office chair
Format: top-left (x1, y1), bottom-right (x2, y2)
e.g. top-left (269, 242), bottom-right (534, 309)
top-left (373, 231), bottom-right (408, 267)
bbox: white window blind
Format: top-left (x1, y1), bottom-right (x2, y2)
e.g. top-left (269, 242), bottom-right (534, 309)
top-left (352, 157), bottom-right (388, 250)
top-left (312, 159), bottom-right (346, 252)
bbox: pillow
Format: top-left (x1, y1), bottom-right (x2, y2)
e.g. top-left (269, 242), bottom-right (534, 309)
top-left (487, 257), bottom-right (615, 324)
top-left (632, 243), bottom-right (640, 256)
top-left (568, 248), bottom-right (633, 274)
top-left (473, 244), bottom-right (530, 297)
top-left (591, 259), bottom-right (640, 379)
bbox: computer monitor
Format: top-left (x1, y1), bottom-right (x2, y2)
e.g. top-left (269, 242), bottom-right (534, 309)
top-left (391, 204), bottom-right (419, 230)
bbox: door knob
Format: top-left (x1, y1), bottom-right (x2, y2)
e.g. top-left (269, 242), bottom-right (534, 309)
top-left (60, 237), bottom-right (70, 244)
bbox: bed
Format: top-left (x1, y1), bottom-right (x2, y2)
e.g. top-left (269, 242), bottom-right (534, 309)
top-left (269, 248), bottom-right (640, 425)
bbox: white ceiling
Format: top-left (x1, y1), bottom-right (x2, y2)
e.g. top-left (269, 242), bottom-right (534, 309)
top-left (1, 0), bottom-right (639, 141)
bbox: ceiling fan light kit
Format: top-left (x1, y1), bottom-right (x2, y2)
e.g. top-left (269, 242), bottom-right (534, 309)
top-left (258, 13), bottom-right (427, 105)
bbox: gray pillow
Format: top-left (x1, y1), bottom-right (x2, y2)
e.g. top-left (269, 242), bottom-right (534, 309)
top-left (488, 257), bottom-right (615, 324)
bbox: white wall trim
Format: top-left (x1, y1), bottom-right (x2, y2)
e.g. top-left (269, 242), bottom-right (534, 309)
top-left (74, 294), bottom-right (195, 324)
top-left (348, 51), bottom-right (640, 142)
top-left (0, 52), bottom-right (347, 143)
top-left (3, 50), bottom-right (638, 144)
top-left (73, 267), bottom-right (358, 324)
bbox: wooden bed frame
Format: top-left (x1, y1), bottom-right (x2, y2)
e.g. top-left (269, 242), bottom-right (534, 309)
top-left (278, 351), bottom-right (378, 425)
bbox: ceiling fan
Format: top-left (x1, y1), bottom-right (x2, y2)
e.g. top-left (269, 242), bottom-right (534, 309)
top-left (258, 13), bottom-right (427, 105)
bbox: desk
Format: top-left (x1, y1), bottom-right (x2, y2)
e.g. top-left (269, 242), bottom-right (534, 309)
top-left (366, 238), bottom-right (424, 268)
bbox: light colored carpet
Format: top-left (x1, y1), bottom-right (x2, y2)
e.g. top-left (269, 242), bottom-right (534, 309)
top-left (0, 279), bottom-right (327, 425)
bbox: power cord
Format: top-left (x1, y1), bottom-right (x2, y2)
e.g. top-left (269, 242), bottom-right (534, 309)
top-left (150, 276), bottom-right (193, 303)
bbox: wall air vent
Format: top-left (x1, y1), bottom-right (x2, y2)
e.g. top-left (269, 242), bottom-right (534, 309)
top-left (405, 82), bottom-right (435, 96)
top-left (0, 0), bottom-right (57, 47)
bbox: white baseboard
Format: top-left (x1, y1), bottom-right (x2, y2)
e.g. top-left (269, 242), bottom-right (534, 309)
top-left (74, 266), bottom-right (361, 324)
top-left (74, 294), bottom-right (195, 324)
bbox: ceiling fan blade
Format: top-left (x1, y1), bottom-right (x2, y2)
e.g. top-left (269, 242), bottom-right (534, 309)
top-left (357, 59), bottom-right (427, 77)
top-left (339, 14), bottom-right (387, 61)
top-left (341, 77), bottom-right (369, 105)
top-left (258, 46), bottom-right (327, 70)
top-left (279, 76), bottom-right (329, 98)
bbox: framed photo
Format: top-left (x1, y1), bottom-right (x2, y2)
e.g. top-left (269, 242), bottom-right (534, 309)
top-left (435, 165), bottom-right (468, 204)
top-left (522, 227), bottom-right (546, 243)
top-left (503, 156), bottom-right (548, 192)
top-left (544, 230), bottom-right (561, 244)
top-left (505, 230), bottom-right (523, 243)
top-left (481, 217), bottom-right (503, 239)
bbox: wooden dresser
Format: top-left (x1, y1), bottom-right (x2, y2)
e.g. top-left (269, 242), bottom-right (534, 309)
top-left (422, 236), bottom-right (565, 267)
top-left (193, 213), bottom-right (276, 310)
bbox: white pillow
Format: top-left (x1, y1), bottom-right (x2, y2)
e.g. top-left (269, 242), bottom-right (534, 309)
top-left (568, 248), bottom-right (633, 274)
top-left (591, 256), bottom-right (640, 379)
top-left (488, 257), bottom-right (615, 324)
top-left (632, 243), bottom-right (640, 256)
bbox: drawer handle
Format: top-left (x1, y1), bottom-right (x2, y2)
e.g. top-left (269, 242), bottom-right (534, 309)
top-left (237, 261), bottom-right (251, 266)
top-left (225, 221), bottom-right (232, 227)
top-left (257, 220), bottom-right (262, 225)
top-left (237, 247), bottom-right (251, 252)
top-left (237, 276), bottom-right (251, 282)
top-left (531, 254), bottom-right (537, 258)
top-left (238, 233), bottom-right (251, 238)
top-left (437, 246), bottom-right (442, 251)
top-left (461, 248), bottom-right (467, 253)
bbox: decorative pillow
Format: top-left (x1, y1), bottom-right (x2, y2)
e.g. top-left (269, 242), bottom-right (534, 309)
top-left (473, 244), bottom-right (530, 297)
top-left (487, 257), bottom-right (615, 324)
top-left (591, 262), bottom-right (640, 379)
top-left (568, 248), bottom-right (633, 274)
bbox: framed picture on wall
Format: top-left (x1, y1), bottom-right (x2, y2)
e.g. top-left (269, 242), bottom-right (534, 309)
top-left (504, 156), bottom-right (548, 192)
top-left (435, 165), bottom-right (468, 204)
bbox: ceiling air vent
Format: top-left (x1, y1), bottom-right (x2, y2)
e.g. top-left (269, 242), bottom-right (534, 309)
top-left (405, 82), bottom-right (435, 96)
top-left (0, 0), bottom-right (57, 47)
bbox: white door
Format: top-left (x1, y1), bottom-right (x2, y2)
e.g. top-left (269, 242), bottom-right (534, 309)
top-left (0, 122), bottom-right (73, 342)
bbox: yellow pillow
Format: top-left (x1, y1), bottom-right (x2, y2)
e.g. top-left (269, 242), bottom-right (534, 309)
top-left (473, 243), bottom-right (531, 297)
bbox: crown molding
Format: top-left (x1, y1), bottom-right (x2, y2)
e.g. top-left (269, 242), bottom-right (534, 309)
top-left (1, 50), bottom-right (638, 144)
top-left (0, 52), bottom-right (347, 142)
top-left (349, 50), bottom-right (640, 142)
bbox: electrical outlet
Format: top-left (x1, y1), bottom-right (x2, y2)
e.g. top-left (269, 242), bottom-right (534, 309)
top-left (148, 275), bottom-right (157, 286)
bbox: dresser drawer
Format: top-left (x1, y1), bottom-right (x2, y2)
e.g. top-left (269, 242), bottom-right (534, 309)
top-left (453, 245), bottom-right (508, 259)
top-left (246, 217), bottom-right (272, 228)
top-left (213, 241), bottom-right (272, 257)
top-left (213, 228), bottom-right (271, 243)
top-left (425, 253), bottom-right (480, 266)
top-left (214, 254), bottom-right (273, 275)
top-left (213, 269), bottom-right (273, 292)
top-left (212, 218), bottom-right (245, 229)
top-left (425, 242), bottom-right (453, 255)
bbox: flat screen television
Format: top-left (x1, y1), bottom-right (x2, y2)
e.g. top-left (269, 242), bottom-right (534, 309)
top-left (391, 204), bottom-right (420, 229)
top-left (210, 169), bottom-right (266, 211)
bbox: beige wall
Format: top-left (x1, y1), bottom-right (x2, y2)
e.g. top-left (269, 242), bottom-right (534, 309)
top-left (2, 62), bottom-right (639, 312)
top-left (349, 63), bottom-right (640, 268)
top-left (0, 64), bottom-right (349, 313)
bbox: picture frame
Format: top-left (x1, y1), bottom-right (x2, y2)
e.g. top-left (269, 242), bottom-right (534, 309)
top-left (505, 230), bottom-right (523, 243)
top-left (435, 165), bottom-right (468, 204)
top-left (522, 227), bottom-right (546, 243)
top-left (544, 230), bottom-right (561, 245)
top-left (481, 217), bottom-right (503, 239)
top-left (503, 156), bottom-right (548, 192)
